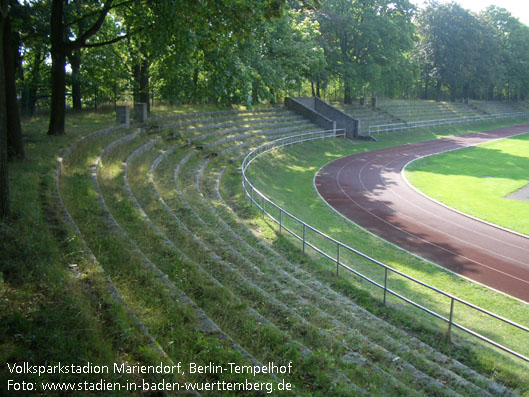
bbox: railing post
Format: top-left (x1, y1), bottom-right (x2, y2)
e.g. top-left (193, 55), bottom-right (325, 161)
top-left (302, 224), bottom-right (306, 254)
top-left (448, 297), bottom-right (455, 339)
top-left (383, 267), bottom-right (388, 305)
top-left (279, 209), bottom-right (282, 234)
top-left (250, 186), bottom-right (254, 208)
top-left (262, 196), bottom-right (265, 219)
top-left (336, 243), bottom-right (340, 276)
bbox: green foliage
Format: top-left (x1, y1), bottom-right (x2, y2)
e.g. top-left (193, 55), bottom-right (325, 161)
top-left (150, 8), bottom-right (326, 106)
top-left (9, 0), bottom-right (529, 112)
top-left (416, 2), bottom-right (500, 100)
top-left (480, 6), bottom-right (529, 100)
top-left (415, 2), bottom-right (529, 101)
top-left (318, 0), bottom-right (416, 102)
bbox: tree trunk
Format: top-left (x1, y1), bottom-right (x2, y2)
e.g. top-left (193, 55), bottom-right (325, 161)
top-left (4, 15), bottom-right (23, 159)
top-left (435, 80), bottom-right (441, 102)
top-left (25, 48), bottom-right (42, 115)
top-left (450, 85), bottom-right (457, 102)
top-left (270, 88), bottom-right (276, 104)
top-left (462, 82), bottom-right (470, 103)
top-left (0, 1), bottom-right (10, 218)
top-left (133, 63), bottom-right (141, 103)
top-left (48, 0), bottom-right (66, 136)
top-left (48, 50), bottom-right (66, 135)
top-left (193, 67), bottom-right (199, 102)
top-left (139, 58), bottom-right (149, 113)
top-left (133, 58), bottom-right (150, 112)
top-left (311, 81), bottom-right (315, 97)
top-left (343, 82), bottom-right (352, 104)
top-left (343, 68), bottom-right (353, 104)
top-left (251, 84), bottom-right (259, 104)
top-left (70, 49), bottom-right (82, 111)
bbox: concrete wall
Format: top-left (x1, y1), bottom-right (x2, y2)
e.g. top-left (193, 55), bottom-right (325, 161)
top-left (294, 97), bottom-right (315, 108)
top-left (313, 97), bottom-right (359, 139)
top-left (116, 105), bottom-right (130, 126)
top-left (285, 97), bottom-right (335, 131)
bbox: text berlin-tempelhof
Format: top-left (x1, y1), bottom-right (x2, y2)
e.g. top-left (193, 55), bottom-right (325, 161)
top-left (7, 361), bottom-right (293, 377)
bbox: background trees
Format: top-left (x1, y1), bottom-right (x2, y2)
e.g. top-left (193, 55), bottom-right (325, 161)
top-left (414, 2), bottom-right (529, 102)
top-left (318, 0), bottom-right (415, 103)
top-left (481, 6), bottom-right (529, 100)
top-left (10, 0), bottom-right (529, 118)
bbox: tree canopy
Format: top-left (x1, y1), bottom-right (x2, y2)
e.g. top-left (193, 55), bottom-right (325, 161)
top-left (8, 0), bottom-right (529, 121)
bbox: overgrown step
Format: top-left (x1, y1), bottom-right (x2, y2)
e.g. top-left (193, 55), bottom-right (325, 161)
top-left (176, 127), bottom-right (509, 396)
top-left (55, 125), bottom-right (176, 370)
top-left (60, 126), bottom-right (274, 389)
top-left (202, 157), bottom-right (512, 396)
top-left (141, 123), bottom-right (463, 394)
top-left (100, 132), bottom-right (371, 394)
top-left (131, 140), bottom-right (376, 394)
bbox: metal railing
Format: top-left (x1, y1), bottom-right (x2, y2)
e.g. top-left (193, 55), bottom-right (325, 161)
top-left (368, 112), bottom-right (529, 135)
top-left (241, 129), bottom-right (529, 363)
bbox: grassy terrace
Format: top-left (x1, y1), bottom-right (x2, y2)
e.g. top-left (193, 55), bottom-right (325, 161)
top-left (0, 113), bottom-right (169, 389)
top-left (2, 105), bottom-right (528, 395)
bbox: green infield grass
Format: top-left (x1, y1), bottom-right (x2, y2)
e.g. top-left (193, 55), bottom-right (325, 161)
top-left (405, 132), bottom-right (529, 235)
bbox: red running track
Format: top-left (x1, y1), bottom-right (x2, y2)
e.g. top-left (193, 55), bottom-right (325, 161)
top-left (315, 125), bottom-right (529, 302)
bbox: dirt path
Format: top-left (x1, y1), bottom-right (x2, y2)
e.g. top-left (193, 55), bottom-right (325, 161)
top-left (315, 124), bottom-right (529, 302)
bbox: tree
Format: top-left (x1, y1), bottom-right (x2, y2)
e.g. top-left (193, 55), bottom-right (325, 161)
top-left (130, 0), bottom-right (320, 107)
top-left (80, 37), bottom-right (129, 108)
top-left (1, 0), bottom-right (9, 218)
top-left (481, 6), bottom-right (529, 100)
top-left (192, 9), bottom-right (326, 106)
top-left (15, 0), bottom-right (49, 116)
top-left (318, 0), bottom-right (415, 104)
top-left (47, 0), bottom-right (128, 135)
top-left (254, 10), bottom-right (327, 102)
top-left (4, 0), bottom-right (23, 158)
top-left (416, 2), bottom-right (502, 102)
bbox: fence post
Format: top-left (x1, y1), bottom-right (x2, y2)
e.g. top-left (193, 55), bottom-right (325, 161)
top-left (302, 224), bottom-right (306, 254)
top-left (336, 243), bottom-right (340, 276)
top-left (448, 297), bottom-right (455, 339)
top-left (279, 209), bottom-right (282, 234)
top-left (250, 186), bottom-right (254, 208)
top-left (262, 196), bottom-right (265, 219)
top-left (383, 267), bottom-right (388, 305)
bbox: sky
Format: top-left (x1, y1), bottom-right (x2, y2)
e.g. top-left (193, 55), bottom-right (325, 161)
top-left (412, 0), bottom-right (529, 26)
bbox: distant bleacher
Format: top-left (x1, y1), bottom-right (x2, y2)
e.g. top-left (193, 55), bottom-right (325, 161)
top-left (470, 100), bottom-right (529, 115)
top-left (379, 100), bottom-right (485, 122)
top-left (335, 99), bottom-right (529, 135)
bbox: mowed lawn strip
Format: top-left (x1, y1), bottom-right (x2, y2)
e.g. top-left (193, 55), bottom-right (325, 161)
top-left (244, 120), bottom-right (529, 372)
top-left (405, 132), bottom-right (529, 235)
